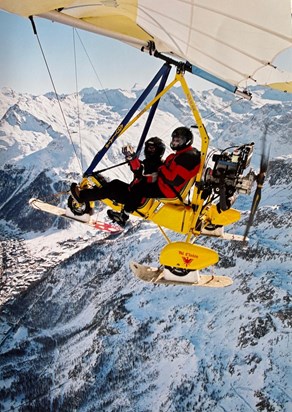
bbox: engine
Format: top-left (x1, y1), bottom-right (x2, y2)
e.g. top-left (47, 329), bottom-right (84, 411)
top-left (204, 143), bottom-right (256, 210)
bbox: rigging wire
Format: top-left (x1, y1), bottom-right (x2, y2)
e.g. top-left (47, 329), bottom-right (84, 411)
top-left (75, 29), bottom-right (112, 107)
top-left (28, 16), bottom-right (83, 174)
top-left (204, 97), bottom-right (244, 120)
top-left (73, 28), bottom-right (84, 171)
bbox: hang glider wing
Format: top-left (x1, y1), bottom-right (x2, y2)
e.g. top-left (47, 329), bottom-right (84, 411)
top-left (1, 0), bottom-right (291, 92)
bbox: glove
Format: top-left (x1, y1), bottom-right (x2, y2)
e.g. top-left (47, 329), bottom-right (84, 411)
top-left (122, 144), bottom-right (136, 160)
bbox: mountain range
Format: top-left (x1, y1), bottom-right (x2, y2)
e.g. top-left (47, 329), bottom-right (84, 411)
top-left (0, 84), bottom-right (291, 411)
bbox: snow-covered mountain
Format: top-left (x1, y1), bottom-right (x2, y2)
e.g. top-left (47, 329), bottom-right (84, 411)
top-left (0, 84), bottom-right (291, 411)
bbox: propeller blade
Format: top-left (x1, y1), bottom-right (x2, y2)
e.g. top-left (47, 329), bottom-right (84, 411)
top-left (260, 138), bottom-right (270, 175)
top-left (243, 187), bottom-right (262, 240)
top-left (243, 124), bottom-right (270, 241)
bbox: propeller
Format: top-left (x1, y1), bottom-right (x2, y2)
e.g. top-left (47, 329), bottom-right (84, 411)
top-left (243, 125), bottom-right (270, 241)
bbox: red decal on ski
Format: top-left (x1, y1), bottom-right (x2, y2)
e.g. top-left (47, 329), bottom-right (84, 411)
top-left (93, 221), bottom-right (122, 233)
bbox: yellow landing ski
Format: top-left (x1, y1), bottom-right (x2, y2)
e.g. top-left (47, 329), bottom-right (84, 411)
top-left (130, 262), bottom-right (233, 287)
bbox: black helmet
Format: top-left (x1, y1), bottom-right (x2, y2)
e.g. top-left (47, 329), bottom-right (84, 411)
top-left (144, 137), bottom-right (166, 158)
top-left (170, 127), bottom-right (193, 150)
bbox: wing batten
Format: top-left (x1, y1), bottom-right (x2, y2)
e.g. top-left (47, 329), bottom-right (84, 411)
top-left (194, 2), bottom-right (292, 43)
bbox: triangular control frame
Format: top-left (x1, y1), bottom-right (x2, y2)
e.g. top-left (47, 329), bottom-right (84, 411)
top-left (82, 61), bottom-right (211, 242)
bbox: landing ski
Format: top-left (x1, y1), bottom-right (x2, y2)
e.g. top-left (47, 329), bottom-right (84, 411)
top-left (130, 261), bottom-right (233, 287)
top-left (29, 198), bottom-right (123, 233)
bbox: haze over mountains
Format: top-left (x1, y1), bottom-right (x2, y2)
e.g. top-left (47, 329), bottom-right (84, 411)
top-left (0, 84), bottom-right (291, 411)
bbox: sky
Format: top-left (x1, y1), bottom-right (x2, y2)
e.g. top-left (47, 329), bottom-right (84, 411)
top-left (1, 10), bottom-right (209, 95)
top-left (0, 10), bottom-right (291, 96)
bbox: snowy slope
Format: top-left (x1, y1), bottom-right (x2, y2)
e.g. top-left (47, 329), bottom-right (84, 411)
top-left (0, 85), bottom-right (291, 411)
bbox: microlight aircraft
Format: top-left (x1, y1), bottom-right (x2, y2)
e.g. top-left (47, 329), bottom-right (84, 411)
top-left (2, 1), bottom-right (291, 286)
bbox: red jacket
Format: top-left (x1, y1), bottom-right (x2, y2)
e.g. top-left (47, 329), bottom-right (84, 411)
top-left (157, 146), bottom-right (201, 197)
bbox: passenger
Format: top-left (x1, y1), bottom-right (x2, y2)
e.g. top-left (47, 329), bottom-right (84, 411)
top-left (70, 137), bottom-right (165, 213)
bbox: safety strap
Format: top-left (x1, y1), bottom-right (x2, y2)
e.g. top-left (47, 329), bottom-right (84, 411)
top-left (159, 173), bottom-right (185, 203)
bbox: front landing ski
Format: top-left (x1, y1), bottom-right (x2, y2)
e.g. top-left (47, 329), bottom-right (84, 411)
top-left (130, 262), bottom-right (233, 287)
top-left (29, 198), bottom-right (122, 233)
